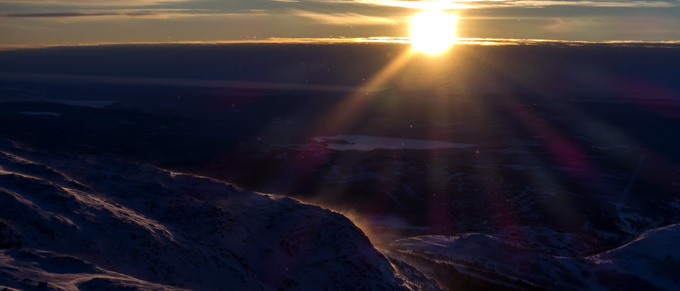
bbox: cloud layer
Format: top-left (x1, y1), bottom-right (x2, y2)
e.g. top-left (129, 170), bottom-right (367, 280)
top-left (0, 0), bottom-right (190, 5)
top-left (0, 0), bottom-right (678, 45)
top-left (265, 0), bottom-right (678, 8)
top-left (0, 9), bottom-right (203, 19)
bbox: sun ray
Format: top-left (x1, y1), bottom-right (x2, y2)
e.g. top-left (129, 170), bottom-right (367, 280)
top-left (309, 51), bottom-right (416, 136)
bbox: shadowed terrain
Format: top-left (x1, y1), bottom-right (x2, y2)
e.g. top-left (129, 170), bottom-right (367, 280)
top-left (1, 42), bottom-right (680, 290)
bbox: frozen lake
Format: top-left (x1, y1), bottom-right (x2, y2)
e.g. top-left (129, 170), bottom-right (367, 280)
top-left (313, 135), bottom-right (475, 151)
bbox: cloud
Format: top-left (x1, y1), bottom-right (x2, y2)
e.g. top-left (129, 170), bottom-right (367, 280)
top-left (501, 0), bottom-right (677, 8)
top-left (0, 9), bottom-right (272, 20)
top-left (542, 17), bottom-right (599, 32)
top-left (1, 38), bottom-right (679, 52)
top-left (0, 0), bottom-right (190, 6)
top-left (0, 9), bottom-right (212, 19)
top-left (290, 10), bottom-right (399, 25)
top-left (351, 0), bottom-right (474, 9)
top-left (340, 0), bottom-right (679, 9)
top-left (1, 12), bottom-right (118, 18)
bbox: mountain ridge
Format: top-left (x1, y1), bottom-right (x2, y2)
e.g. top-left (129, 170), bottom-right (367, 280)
top-left (0, 139), bottom-right (441, 290)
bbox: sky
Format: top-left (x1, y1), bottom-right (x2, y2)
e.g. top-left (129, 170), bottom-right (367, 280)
top-left (0, 0), bottom-right (679, 46)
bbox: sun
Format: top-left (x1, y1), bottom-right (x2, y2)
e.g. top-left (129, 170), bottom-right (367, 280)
top-left (410, 10), bottom-right (458, 55)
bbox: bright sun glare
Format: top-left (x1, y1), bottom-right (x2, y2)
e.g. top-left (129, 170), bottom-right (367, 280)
top-left (410, 10), bottom-right (458, 55)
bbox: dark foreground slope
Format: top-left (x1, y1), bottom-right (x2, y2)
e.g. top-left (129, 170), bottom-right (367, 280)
top-left (0, 139), bottom-right (441, 290)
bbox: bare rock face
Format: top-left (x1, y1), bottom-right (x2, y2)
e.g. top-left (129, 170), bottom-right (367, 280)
top-left (0, 141), bottom-right (440, 290)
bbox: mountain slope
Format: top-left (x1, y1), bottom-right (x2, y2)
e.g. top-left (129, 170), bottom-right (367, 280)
top-left (0, 139), bottom-right (440, 290)
top-left (388, 223), bottom-right (680, 290)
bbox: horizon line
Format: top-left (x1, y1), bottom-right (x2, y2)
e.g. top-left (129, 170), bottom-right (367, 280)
top-left (2, 37), bottom-right (680, 51)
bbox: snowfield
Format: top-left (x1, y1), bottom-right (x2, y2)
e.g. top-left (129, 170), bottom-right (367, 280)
top-left (0, 139), bottom-right (441, 291)
top-left (389, 224), bottom-right (680, 290)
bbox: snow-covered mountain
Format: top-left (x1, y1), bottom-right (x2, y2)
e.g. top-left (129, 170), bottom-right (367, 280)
top-left (0, 139), bottom-right (441, 290)
top-left (388, 224), bottom-right (680, 290)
